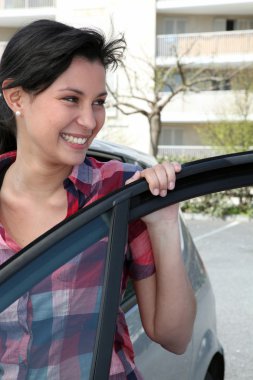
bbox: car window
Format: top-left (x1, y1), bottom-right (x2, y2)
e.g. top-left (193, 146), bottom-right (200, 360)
top-left (87, 148), bottom-right (150, 169)
top-left (0, 203), bottom-right (130, 380)
top-left (0, 212), bottom-right (113, 379)
top-left (121, 278), bottom-right (136, 312)
top-left (87, 151), bottom-right (122, 162)
top-left (121, 215), bottom-right (186, 312)
top-left (87, 144), bottom-right (151, 314)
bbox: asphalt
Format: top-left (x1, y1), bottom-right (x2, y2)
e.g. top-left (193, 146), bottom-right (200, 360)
top-left (185, 215), bottom-right (253, 380)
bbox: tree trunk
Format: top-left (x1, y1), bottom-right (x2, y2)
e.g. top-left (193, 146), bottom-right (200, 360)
top-left (149, 112), bottom-right (161, 157)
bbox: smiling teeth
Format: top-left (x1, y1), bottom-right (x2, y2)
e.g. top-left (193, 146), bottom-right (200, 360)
top-left (62, 133), bottom-right (87, 145)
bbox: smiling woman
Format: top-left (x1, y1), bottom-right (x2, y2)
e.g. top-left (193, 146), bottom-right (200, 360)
top-left (6, 57), bottom-right (108, 167)
top-left (0, 19), bottom-right (196, 380)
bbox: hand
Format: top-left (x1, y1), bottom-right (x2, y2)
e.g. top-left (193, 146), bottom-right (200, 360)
top-left (126, 162), bottom-right (181, 197)
top-left (126, 162), bottom-right (182, 224)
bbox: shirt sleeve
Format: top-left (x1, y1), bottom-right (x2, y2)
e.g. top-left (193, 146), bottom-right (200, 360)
top-left (81, 158), bottom-right (156, 281)
top-left (126, 219), bottom-right (156, 281)
top-left (121, 162), bottom-right (155, 281)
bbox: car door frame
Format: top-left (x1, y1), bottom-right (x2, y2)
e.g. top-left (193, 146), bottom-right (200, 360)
top-left (0, 150), bottom-right (252, 379)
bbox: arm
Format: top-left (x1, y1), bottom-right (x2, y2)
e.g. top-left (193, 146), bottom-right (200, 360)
top-left (126, 163), bottom-right (196, 354)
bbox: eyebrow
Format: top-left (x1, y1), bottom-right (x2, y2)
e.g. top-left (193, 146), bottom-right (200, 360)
top-left (59, 87), bottom-right (108, 97)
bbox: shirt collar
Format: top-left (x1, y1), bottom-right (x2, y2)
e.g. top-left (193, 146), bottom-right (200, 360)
top-left (64, 157), bottom-right (94, 193)
top-left (0, 151), bottom-right (17, 169)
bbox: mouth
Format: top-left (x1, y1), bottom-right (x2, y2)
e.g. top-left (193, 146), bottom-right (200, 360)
top-left (61, 133), bottom-right (88, 145)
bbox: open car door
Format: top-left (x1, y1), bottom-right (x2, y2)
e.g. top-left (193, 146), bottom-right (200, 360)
top-left (0, 151), bottom-right (252, 379)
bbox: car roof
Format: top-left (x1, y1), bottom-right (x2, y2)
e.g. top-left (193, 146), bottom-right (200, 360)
top-left (89, 139), bottom-right (157, 167)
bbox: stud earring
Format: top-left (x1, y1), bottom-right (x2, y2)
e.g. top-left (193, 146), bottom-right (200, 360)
top-left (15, 110), bottom-right (21, 117)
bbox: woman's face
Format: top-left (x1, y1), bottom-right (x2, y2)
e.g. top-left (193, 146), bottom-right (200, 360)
top-left (18, 57), bottom-right (107, 167)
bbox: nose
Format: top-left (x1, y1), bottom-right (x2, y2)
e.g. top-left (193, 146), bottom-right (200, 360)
top-left (77, 105), bottom-right (96, 131)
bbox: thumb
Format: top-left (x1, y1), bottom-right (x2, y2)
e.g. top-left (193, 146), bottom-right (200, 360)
top-left (125, 170), bottom-right (141, 185)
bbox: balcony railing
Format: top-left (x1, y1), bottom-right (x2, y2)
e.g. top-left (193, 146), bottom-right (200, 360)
top-left (157, 30), bottom-right (253, 63)
top-left (2, 0), bottom-right (56, 8)
top-left (157, 145), bottom-right (221, 159)
top-left (157, 145), bottom-right (253, 159)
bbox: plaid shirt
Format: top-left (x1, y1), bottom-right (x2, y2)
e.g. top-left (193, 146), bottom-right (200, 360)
top-left (0, 151), bottom-right (155, 380)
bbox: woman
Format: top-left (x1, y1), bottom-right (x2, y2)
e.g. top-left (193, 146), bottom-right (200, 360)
top-left (0, 19), bottom-right (196, 379)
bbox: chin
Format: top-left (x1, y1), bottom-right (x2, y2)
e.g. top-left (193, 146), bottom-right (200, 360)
top-left (67, 151), bottom-right (87, 166)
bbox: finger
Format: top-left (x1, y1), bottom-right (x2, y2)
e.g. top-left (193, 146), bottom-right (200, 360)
top-left (162, 161), bottom-right (182, 173)
top-left (140, 165), bottom-right (166, 196)
top-left (161, 162), bottom-right (177, 191)
top-left (170, 161), bottom-right (182, 173)
top-left (148, 164), bottom-right (169, 196)
top-left (140, 169), bottom-right (159, 196)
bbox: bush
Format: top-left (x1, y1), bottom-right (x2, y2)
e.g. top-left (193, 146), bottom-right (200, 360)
top-left (181, 188), bottom-right (253, 218)
top-left (157, 155), bottom-right (253, 218)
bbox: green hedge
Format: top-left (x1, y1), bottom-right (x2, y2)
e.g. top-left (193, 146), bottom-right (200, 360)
top-left (181, 188), bottom-right (253, 218)
top-left (157, 155), bottom-right (253, 218)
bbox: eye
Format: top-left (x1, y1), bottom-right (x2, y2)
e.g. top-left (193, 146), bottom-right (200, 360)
top-left (63, 96), bottom-right (79, 103)
top-left (93, 98), bottom-right (106, 106)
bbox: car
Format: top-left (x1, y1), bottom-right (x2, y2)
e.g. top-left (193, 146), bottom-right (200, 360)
top-left (1, 140), bottom-right (252, 379)
top-left (89, 139), bottom-right (226, 380)
top-left (87, 139), bottom-right (158, 167)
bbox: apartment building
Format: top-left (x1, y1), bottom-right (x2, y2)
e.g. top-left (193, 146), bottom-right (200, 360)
top-left (156, 0), bottom-right (253, 157)
top-left (0, 0), bottom-right (253, 157)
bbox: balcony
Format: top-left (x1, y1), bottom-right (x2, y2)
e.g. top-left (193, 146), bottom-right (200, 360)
top-left (156, 30), bottom-right (253, 65)
top-left (0, 0), bottom-right (56, 27)
top-left (156, 0), bottom-right (253, 16)
top-left (2, 0), bottom-right (56, 8)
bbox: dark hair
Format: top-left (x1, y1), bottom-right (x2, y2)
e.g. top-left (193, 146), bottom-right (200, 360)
top-left (0, 19), bottom-right (126, 154)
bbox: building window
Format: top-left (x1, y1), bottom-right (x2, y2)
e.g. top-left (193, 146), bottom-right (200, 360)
top-left (211, 78), bottom-right (231, 91)
top-left (161, 73), bottom-right (182, 92)
top-left (226, 19), bottom-right (235, 31)
top-left (164, 18), bottom-right (187, 34)
top-left (159, 128), bottom-right (183, 145)
top-left (213, 18), bottom-right (253, 31)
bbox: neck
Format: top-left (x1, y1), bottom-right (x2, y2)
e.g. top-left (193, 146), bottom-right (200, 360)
top-left (5, 151), bottom-right (72, 200)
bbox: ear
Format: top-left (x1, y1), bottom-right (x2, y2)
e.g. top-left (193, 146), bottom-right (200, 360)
top-left (2, 79), bottom-right (23, 116)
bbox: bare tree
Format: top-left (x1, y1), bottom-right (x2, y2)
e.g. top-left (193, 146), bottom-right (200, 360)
top-left (107, 46), bottom-right (234, 156)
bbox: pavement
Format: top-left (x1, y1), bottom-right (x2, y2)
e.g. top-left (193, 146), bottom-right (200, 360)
top-left (185, 216), bottom-right (253, 380)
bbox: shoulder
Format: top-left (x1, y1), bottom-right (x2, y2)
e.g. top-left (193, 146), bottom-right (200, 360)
top-left (70, 157), bottom-right (142, 199)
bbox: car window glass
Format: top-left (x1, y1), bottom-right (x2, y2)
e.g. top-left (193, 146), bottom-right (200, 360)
top-left (121, 279), bottom-right (135, 308)
top-left (0, 212), bottom-right (112, 380)
top-left (87, 152), bottom-right (122, 162)
top-left (122, 216), bottom-right (185, 310)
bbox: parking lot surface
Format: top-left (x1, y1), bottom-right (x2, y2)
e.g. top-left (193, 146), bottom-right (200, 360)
top-left (185, 216), bottom-right (253, 380)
